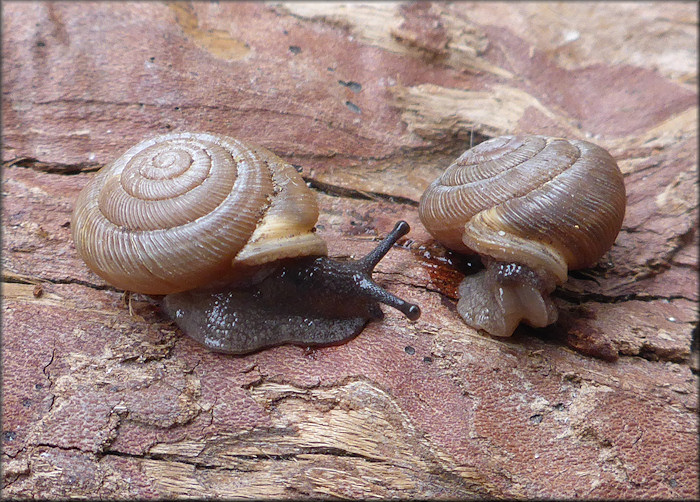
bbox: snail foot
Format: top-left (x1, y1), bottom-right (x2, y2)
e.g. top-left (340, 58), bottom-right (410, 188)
top-left (457, 260), bottom-right (557, 337)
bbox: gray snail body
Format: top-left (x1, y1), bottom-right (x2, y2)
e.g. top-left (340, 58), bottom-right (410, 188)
top-left (72, 132), bottom-right (420, 354)
top-left (419, 135), bottom-right (626, 337)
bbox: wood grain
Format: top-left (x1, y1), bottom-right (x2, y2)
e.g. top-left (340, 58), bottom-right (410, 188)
top-left (2, 2), bottom-right (697, 499)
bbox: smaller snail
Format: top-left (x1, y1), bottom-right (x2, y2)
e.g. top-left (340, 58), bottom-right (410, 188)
top-left (72, 132), bottom-right (420, 354)
top-left (419, 135), bottom-right (626, 337)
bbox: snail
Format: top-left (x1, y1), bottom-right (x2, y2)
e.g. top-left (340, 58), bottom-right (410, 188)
top-left (418, 135), bottom-right (626, 337)
top-left (72, 132), bottom-right (420, 354)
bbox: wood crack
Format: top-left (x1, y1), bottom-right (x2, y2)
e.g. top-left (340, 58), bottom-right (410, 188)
top-left (3, 157), bottom-right (101, 174)
top-left (304, 177), bottom-right (419, 206)
top-left (100, 444), bottom-right (388, 468)
top-left (3, 273), bottom-right (119, 292)
top-left (556, 290), bottom-right (696, 305)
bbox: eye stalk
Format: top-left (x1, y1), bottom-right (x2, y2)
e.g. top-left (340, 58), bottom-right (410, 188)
top-left (319, 220), bottom-right (421, 321)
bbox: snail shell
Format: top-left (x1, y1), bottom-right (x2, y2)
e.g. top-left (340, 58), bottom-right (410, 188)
top-left (419, 135), bottom-right (626, 337)
top-left (72, 132), bottom-right (326, 295)
top-left (72, 132), bottom-right (420, 354)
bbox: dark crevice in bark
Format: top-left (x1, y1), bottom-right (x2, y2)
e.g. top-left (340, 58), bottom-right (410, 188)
top-left (34, 443), bottom-right (94, 455)
top-left (3, 157), bottom-right (101, 174)
top-left (41, 345), bottom-right (58, 415)
top-left (304, 177), bottom-right (420, 206)
top-left (4, 154), bottom-right (427, 207)
top-left (100, 444), bottom-right (386, 468)
top-left (556, 290), bottom-right (695, 305)
top-left (3, 273), bottom-right (120, 292)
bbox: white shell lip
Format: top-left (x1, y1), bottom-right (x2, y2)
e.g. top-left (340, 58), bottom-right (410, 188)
top-left (234, 232), bottom-right (328, 267)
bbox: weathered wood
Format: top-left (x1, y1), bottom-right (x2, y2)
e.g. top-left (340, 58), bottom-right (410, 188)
top-left (2, 2), bottom-right (697, 499)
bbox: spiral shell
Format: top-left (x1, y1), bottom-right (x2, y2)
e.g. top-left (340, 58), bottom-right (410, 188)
top-left (419, 135), bottom-right (626, 283)
top-left (72, 132), bottom-right (326, 294)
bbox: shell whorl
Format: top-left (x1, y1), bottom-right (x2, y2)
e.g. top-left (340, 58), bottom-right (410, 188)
top-left (72, 132), bottom-right (326, 294)
top-left (418, 135), bottom-right (626, 283)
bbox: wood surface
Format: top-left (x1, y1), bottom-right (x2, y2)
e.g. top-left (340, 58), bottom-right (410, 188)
top-left (2, 2), bottom-right (698, 499)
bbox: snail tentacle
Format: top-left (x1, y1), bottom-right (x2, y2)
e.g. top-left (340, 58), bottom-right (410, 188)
top-left (316, 221), bottom-right (421, 321)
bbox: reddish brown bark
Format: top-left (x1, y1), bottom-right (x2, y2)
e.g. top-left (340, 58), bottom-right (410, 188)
top-left (3, 2), bottom-right (697, 499)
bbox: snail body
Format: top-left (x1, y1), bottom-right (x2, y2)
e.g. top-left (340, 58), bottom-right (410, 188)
top-left (419, 135), bottom-right (625, 337)
top-left (72, 132), bottom-right (420, 354)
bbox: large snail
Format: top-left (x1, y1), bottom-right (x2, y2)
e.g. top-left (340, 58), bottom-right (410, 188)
top-left (419, 135), bottom-right (626, 337)
top-left (72, 132), bottom-right (420, 354)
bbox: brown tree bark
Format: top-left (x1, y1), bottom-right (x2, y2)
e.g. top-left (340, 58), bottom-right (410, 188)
top-left (2, 2), bottom-right (697, 499)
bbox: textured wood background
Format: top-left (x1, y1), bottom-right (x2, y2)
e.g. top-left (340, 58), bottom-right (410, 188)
top-left (2, 2), bottom-right (697, 499)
